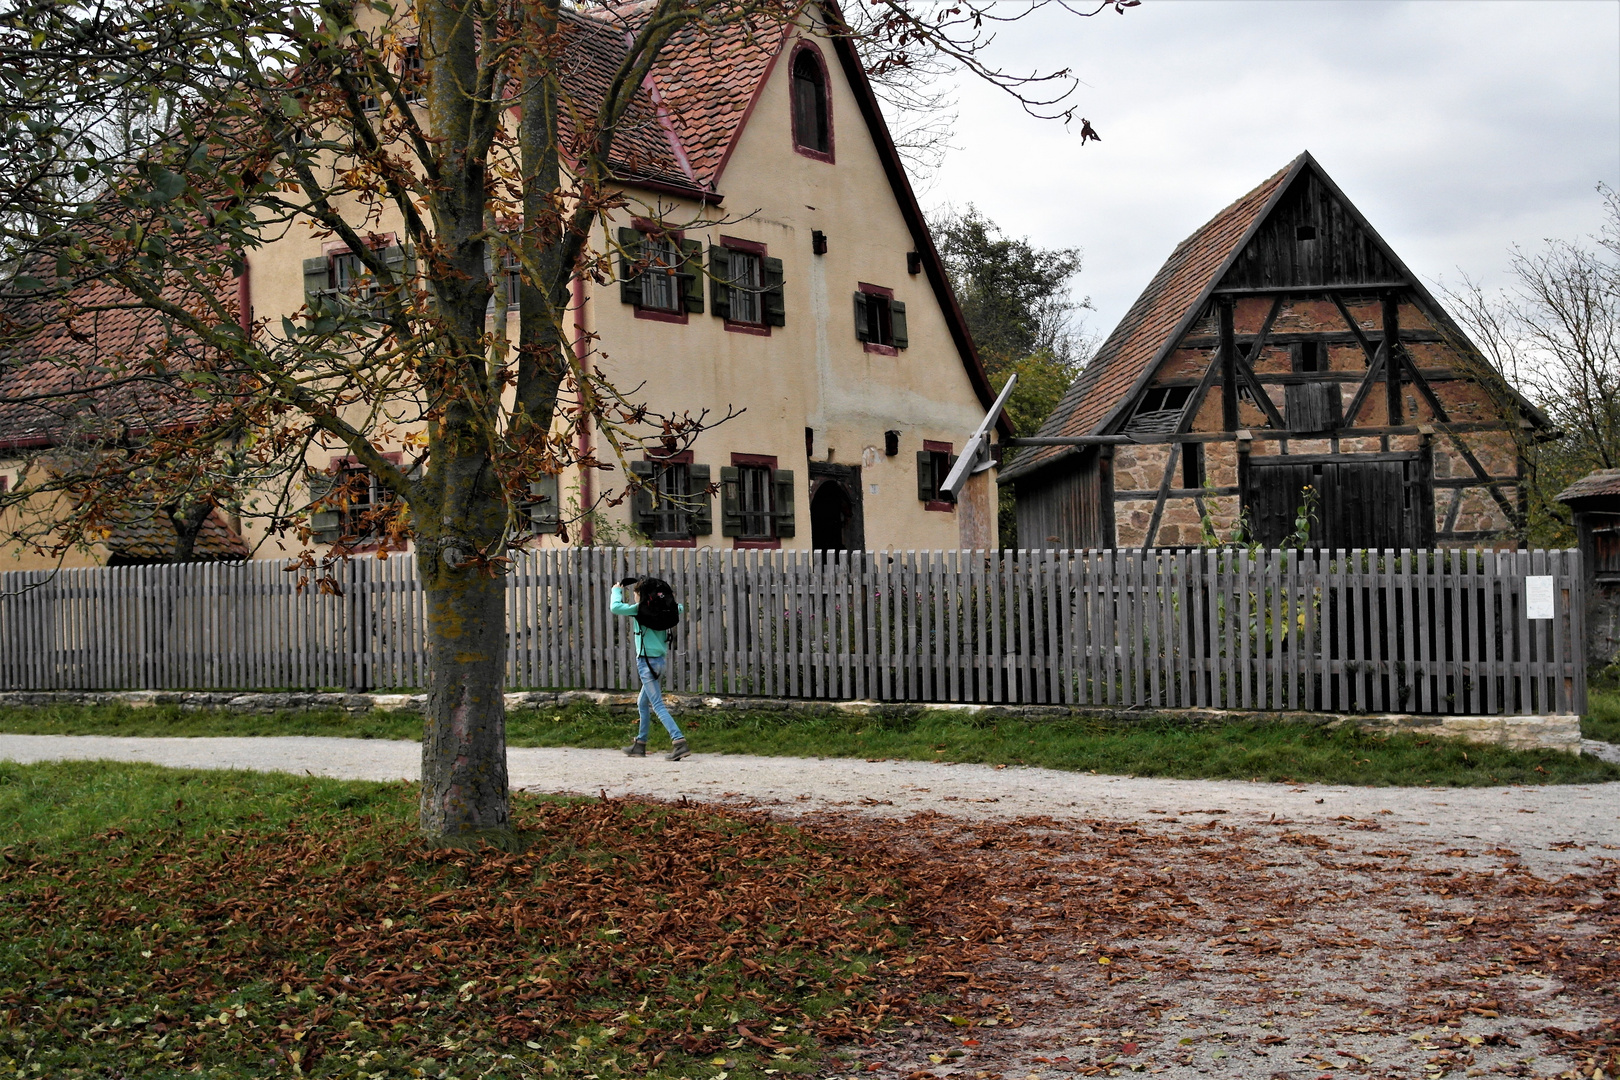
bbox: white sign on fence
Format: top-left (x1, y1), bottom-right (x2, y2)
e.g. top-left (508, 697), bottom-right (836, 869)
top-left (1525, 575), bottom-right (1555, 620)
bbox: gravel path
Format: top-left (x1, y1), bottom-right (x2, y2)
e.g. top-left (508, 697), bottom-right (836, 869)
top-left (5, 734), bottom-right (1619, 1079)
top-left (2, 733), bottom-right (1615, 879)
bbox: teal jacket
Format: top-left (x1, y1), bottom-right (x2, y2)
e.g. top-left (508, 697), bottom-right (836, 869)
top-left (611, 585), bottom-right (683, 658)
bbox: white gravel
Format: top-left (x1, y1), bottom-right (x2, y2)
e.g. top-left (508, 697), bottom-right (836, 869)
top-left (3, 734), bottom-right (1616, 877)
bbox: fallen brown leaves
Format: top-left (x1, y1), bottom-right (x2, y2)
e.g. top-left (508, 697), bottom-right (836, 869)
top-left (0, 791), bottom-right (993, 1076)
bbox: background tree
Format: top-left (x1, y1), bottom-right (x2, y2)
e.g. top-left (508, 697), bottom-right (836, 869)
top-left (1439, 184), bottom-right (1620, 546)
top-left (932, 205), bottom-right (1093, 546)
top-left (1, 0), bottom-right (1128, 846)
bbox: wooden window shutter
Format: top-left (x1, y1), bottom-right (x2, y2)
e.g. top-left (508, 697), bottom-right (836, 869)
top-left (708, 246), bottom-right (731, 320)
top-left (915, 450), bottom-right (935, 501)
top-left (303, 256), bottom-right (333, 320)
top-left (680, 238), bottom-right (704, 314)
top-left (528, 473), bottom-right (560, 534)
top-left (762, 256), bottom-right (785, 327)
top-left (853, 292), bottom-right (872, 342)
top-left (617, 227), bottom-right (642, 307)
top-left (629, 459), bottom-right (655, 531)
top-left (890, 299), bottom-right (908, 349)
top-left (772, 469), bottom-right (795, 538)
top-left (307, 471), bottom-right (342, 544)
top-left (688, 463), bottom-right (713, 535)
top-left (382, 243), bottom-right (406, 279)
top-left (719, 465), bottom-right (743, 536)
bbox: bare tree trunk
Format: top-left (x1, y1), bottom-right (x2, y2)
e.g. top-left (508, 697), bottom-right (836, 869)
top-left (418, 539), bottom-right (511, 843)
top-left (167, 499), bottom-right (214, 563)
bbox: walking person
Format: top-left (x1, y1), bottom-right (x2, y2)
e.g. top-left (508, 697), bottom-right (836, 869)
top-left (611, 576), bottom-right (690, 761)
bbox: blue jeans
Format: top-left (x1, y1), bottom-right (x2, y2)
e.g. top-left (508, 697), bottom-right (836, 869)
top-left (636, 656), bottom-right (684, 742)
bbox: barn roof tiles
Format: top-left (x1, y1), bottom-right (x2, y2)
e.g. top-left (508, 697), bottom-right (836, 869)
top-left (997, 160), bottom-right (1294, 484)
top-left (1556, 469), bottom-right (1620, 503)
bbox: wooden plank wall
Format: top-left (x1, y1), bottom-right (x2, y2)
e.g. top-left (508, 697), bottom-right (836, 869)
top-left (0, 548), bottom-right (1587, 716)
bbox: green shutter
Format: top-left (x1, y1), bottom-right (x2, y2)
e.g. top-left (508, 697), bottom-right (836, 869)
top-left (629, 459), bottom-right (655, 531)
top-left (890, 299), bottom-right (908, 349)
top-left (617, 227), bottom-right (642, 307)
top-left (303, 256), bottom-right (331, 317)
top-left (708, 246), bottom-right (731, 320)
top-left (306, 469), bottom-right (341, 544)
top-left (916, 450), bottom-right (935, 502)
top-left (772, 469), bottom-right (795, 538)
top-left (529, 473), bottom-right (560, 534)
top-left (854, 292), bottom-right (871, 342)
top-left (941, 455), bottom-right (958, 503)
top-left (680, 238), bottom-right (704, 314)
top-left (762, 256), bottom-right (785, 327)
top-left (720, 465), bottom-right (742, 537)
top-left (688, 463), bottom-right (713, 535)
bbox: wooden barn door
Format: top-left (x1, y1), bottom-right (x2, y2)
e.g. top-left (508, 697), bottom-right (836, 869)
top-left (1246, 452), bottom-right (1433, 550)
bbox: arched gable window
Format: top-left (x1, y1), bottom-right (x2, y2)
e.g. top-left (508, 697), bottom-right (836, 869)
top-left (790, 44), bottom-right (832, 160)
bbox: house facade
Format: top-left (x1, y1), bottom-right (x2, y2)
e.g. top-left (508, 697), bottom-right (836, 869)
top-left (0, 5), bottom-right (1007, 568)
top-left (1000, 153), bottom-right (1547, 551)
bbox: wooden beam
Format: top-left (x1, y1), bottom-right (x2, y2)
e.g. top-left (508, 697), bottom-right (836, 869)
top-left (1144, 443), bottom-right (1182, 544)
top-left (1382, 292), bottom-right (1402, 425)
top-left (1341, 347), bottom-right (1386, 426)
top-left (1330, 293), bottom-right (1380, 365)
top-left (1234, 351), bottom-right (1289, 430)
top-left (1178, 329), bottom-right (1447, 349)
top-left (1210, 282), bottom-right (1411, 297)
top-left (1004, 419), bottom-right (1522, 448)
top-left (1219, 298), bottom-right (1238, 431)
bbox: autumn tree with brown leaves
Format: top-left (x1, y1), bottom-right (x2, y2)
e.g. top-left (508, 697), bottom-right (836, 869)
top-left (0, 0), bottom-right (1132, 846)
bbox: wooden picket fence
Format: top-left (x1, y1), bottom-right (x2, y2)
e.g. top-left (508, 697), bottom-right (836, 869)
top-left (0, 547), bottom-right (1586, 715)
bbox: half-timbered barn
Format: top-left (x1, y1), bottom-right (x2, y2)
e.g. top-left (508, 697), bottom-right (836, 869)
top-left (1000, 152), bottom-right (1548, 551)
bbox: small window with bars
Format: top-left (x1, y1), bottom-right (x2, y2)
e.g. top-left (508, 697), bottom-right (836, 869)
top-left (735, 464), bottom-right (773, 539)
top-left (402, 43), bottom-right (426, 104)
top-left (728, 251), bottom-right (762, 325)
top-left (638, 235), bottom-right (682, 313)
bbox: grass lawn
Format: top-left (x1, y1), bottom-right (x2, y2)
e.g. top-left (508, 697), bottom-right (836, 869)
top-left (2, 698), bottom-right (1617, 787)
top-left (1581, 685), bottom-right (1620, 744)
top-left (0, 761), bottom-right (961, 1079)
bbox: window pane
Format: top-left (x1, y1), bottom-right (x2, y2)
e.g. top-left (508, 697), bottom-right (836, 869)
top-left (332, 252), bottom-right (365, 291)
top-left (651, 463), bottom-right (690, 538)
top-left (640, 237), bottom-right (680, 312)
top-left (729, 251), bottom-right (761, 324)
top-left (737, 465), bottom-right (773, 538)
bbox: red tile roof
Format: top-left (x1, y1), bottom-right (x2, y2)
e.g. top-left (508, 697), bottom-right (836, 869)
top-left (563, 4), bottom-right (781, 193)
top-left (95, 504), bottom-right (249, 561)
top-left (0, 269), bottom-right (223, 450)
top-left (999, 159), bottom-right (1297, 483)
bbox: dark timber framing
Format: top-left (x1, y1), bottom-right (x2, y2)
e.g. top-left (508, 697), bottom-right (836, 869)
top-left (1003, 151), bottom-right (1550, 551)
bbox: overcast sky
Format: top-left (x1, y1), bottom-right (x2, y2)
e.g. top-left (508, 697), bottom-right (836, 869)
top-left (920, 0), bottom-right (1620, 347)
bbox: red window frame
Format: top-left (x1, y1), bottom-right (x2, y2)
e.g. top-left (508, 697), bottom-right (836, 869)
top-left (644, 448), bottom-right (697, 547)
top-left (923, 439), bottom-right (955, 514)
top-left (731, 452), bottom-right (780, 549)
top-left (719, 235), bottom-right (771, 337)
top-left (630, 217), bottom-right (689, 325)
top-left (858, 282), bottom-right (897, 356)
top-left (789, 42), bottom-right (834, 163)
top-left (325, 452), bottom-right (408, 550)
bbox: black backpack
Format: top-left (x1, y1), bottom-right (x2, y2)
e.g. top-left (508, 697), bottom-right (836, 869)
top-left (635, 577), bottom-right (680, 632)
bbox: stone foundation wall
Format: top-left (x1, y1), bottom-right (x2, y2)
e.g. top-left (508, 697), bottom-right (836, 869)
top-left (0, 689), bottom-right (1585, 754)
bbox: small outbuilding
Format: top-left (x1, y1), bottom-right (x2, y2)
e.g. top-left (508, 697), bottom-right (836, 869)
top-left (1001, 152), bottom-right (1549, 551)
top-left (1556, 469), bottom-right (1620, 668)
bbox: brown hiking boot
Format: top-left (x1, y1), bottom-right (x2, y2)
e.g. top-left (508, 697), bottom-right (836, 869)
top-left (664, 738), bottom-right (690, 761)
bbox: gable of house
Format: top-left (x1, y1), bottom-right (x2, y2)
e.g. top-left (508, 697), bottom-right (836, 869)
top-left (1005, 152), bottom-right (1547, 551)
